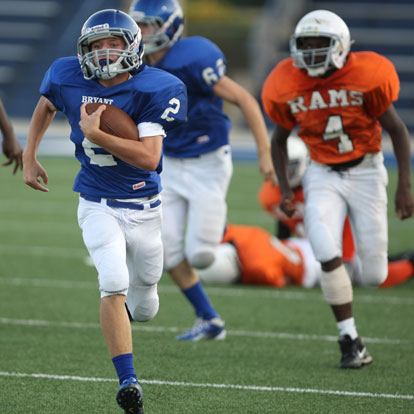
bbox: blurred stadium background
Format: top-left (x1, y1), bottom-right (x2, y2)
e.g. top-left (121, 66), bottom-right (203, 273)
top-left (1, 5), bottom-right (413, 411)
top-left (0, 0), bottom-right (413, 160)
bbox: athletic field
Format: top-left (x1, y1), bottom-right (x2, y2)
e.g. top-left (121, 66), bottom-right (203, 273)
top-left (0, 157), bottom-right (413, 413)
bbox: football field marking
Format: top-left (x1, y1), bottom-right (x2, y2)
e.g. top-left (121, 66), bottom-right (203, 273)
top-left (0, 371), bottom-right (413, 401)
top-left (0, 317), bottom-right (410, 345)
top-left (1, 275), bottom-right (413, 306)
top-left (0, 244), bottom-right (86, 258)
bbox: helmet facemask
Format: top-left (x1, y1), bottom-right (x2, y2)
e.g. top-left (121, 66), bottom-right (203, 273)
top-left (137, 16), bottom-right (171, 54)
top-left (290, 10), bottom-right (352, 77)
top-left (291, 34), bottom-right (347, 77)
top-left (79, 30), bottom-right (141, 80)
top-left (129, 0), bottom-right (184, 55)
top-left (134, 13), bottom-right (183, 55)
top-left (77, 10), bottom-right (144, 80)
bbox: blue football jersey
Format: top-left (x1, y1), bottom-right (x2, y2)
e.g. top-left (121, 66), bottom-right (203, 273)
top-left (40, 56), bottom-right (187, 198)
top-left (153, 36), bottom-right (231, 157)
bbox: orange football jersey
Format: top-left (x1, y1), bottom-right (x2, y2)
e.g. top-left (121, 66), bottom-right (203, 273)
top-left (223, 224), bottom-right (304, 287)
top-left (221, 222), bottom-right (412, 289)
top-left (262, 52), bottom-right (400, 164)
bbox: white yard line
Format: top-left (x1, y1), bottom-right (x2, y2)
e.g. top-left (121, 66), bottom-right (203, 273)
top-left (1, 275), bottom-right (413, 306)
top-left (0, 245), bottom-right (86, 258)
top-left (0, 371), bottom-right (412, 400)
top-left (0, 317), bottom-right (409, 345)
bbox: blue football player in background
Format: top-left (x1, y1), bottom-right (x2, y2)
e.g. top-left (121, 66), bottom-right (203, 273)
top-left (23, 9), bottom-right (187, 414)
top-left (129, 0), bottom-right (276, 341)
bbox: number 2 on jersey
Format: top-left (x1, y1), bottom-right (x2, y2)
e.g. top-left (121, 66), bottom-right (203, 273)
top-left (161, 98), bottom-right (181, 122)
top-left (323, 115), bottom-right (354, 153)
top-left (82, 138), bottom-right (117, 167)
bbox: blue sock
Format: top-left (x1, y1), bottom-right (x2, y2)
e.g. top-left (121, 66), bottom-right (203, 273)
top-left (182, 281), bottom-right (218, 320)
top-left (112, 353), bottom-right (136, 385)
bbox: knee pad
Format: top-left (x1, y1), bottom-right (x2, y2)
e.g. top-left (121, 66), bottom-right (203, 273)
top-left (359, 255), bottom-right (388, 286)
top-left (126, 285), bottom-right (159, 322)
top-left (90, 249), bottom-right (129, 297)
top-left (100, 288), bottom-right (128, 298)
top-left (320, 264), bottom-right (353, 305)
top-left (130, 297), bottom-right (159, 322)
top-left (188, 249), bottom-right (215, 269)
top-left (163, 246), bottom-right (185, 271)
top-left (99, 270), bottom-right (129, 298)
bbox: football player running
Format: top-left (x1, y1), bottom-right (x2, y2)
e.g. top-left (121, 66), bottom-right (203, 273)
top-left (0, 98), bottom-right (22, 174)
top-left (262, 10), bottom-right (414, 369)
top-left (129, 0), bottom-right (276, 341)
top-left (199, 138), bottom-right (414, 289)
top-left (23, 9), bottom-right (187, 413)
top-left (259, 136), bottom-right (414, 288)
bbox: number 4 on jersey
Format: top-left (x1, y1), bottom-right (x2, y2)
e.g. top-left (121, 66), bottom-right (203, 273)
top-left (323, 115), bottom-right (354, 153)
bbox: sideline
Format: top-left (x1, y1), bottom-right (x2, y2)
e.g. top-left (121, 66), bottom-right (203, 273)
top-left (12, 120), bottom-right (401, 164)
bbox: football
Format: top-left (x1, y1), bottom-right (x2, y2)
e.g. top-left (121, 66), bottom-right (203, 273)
top-left (85, 103), bottom-right (139, 141)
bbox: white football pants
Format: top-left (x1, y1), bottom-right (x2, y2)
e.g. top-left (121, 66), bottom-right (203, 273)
top-left (161, 145), bottom-right (233, 270)
top-left (77, 196), bottom-right (163, 321)
top-left (302, 152), bottom-right (388, 286)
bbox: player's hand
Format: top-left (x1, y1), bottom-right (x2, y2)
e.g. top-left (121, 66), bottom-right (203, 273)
top-left (258, 152), bottom-right (277, 185)
top-left (280, 190), bottom-right (296, 217)
top-left (2, 135), bottom-right (23, 174)
top-left (23, 158), bottom-right (49, 192)
top-left (395, 184), bottom-right (414, 220)
top-left (79, 103), bottom-right (106, 142)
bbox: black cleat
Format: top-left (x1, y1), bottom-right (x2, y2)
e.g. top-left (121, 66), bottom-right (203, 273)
top-left (116, 377), bottom-right (144, 414)
top-left (338, 335), bottom-right (373, 369)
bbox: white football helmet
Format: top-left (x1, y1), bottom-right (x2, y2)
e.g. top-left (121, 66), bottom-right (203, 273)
top-left (286, 136), bottom-right (308, 188)
top-left (290, 10), bottom-right (352, 77)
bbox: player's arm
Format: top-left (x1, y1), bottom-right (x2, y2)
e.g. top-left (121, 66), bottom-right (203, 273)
top-left (23, 96), bottom-right (57, 192)
top-left (79, 103), bottom-right (162, 171)
top-left (0, 99), bottom-right (23, 174)
top-left (213, 75), bottom-right (276, 184)
top-left (379, 104), bottom-right (414, 219)
top-left (271, 124), bottom-right (296, 217)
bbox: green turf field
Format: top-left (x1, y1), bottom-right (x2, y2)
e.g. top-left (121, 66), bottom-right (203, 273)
top-left (0, 157), bottom-right (413, 413)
